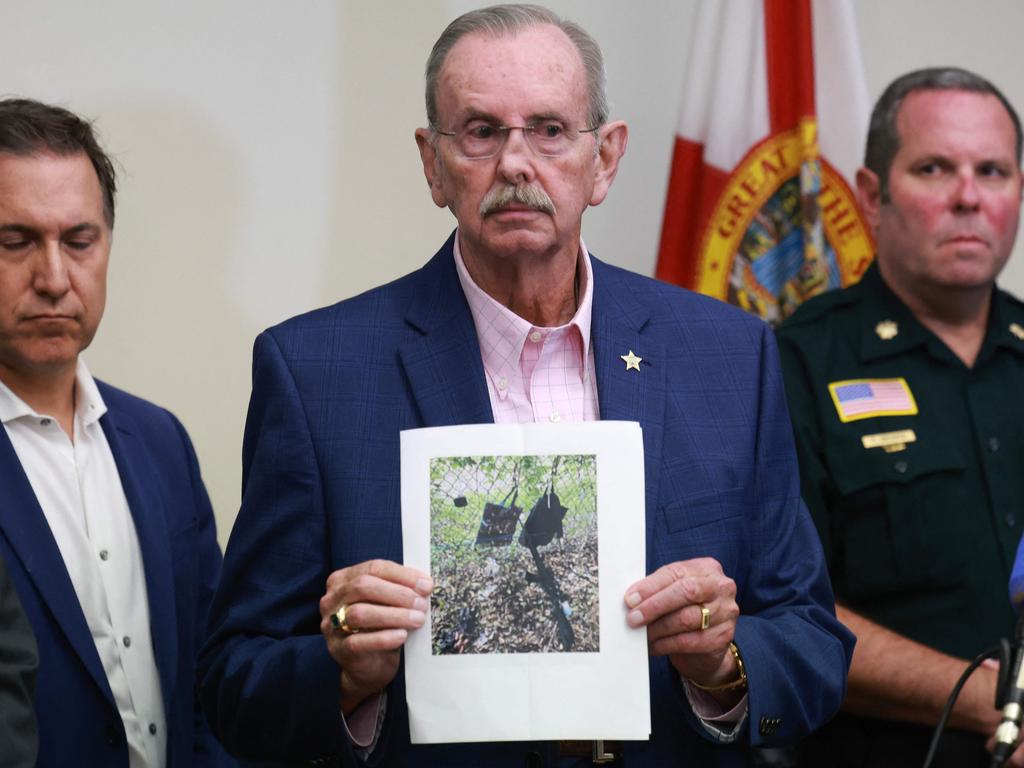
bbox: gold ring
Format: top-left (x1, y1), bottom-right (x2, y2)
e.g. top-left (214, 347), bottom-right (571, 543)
top-left (330, 604), bottom-right (357, 634)
top-left (699, 605), bottom-right (711, 631)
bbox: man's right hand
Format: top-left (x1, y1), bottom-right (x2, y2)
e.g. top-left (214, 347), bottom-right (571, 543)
top-left (318, 559), bottom-right (433, 714)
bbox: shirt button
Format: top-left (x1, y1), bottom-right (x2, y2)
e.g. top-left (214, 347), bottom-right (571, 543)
top-left (530, 331), bottom-right (542, 343)
top-left (149, 723), bottom-right (158, 735)
top-left (549, 411), bottom-right (561, 423)
top-left (989, 437), bottom-right (1001, 452)
top-left (894, 461), bottom-right (908, 474)
top-left (497, 377), bottom-right (508, 391)
top-left (40, 418), bottom-right (52, 427)
top-left (123, 636), bottom-right (132, 648)
top-left (1007, 514), bottom-right (1017, 528)
top-left (99, 549), bottom-right (109, 561)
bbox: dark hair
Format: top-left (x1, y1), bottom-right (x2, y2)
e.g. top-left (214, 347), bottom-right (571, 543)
top-left (865, 67), bottom-right (1023, 202)
top-left (0, 98), bottom-right (117, 226)
top-left (425, 4), bottom-right (608, 131)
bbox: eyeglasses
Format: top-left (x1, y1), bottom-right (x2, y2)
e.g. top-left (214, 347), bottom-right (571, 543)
top-left (432, 119), bottom-right (600, 159)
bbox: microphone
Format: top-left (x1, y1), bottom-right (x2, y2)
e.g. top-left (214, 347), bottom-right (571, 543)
top-left (991, 539), bottom-right (1024, 766)
top-left (991, 616), bottom-right (1024, 766)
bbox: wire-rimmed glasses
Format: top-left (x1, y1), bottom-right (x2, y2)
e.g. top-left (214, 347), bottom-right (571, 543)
top-left (432, 119), bottom-right (600, 159)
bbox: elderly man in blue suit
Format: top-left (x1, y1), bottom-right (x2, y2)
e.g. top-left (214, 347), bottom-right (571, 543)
top-left (0, 99), bottom-right (231, 767)
top-left (200, 4), bottom-right (853, 766)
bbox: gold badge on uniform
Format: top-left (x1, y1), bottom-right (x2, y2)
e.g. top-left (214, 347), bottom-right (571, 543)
top-left (862, 429), bottom-right (917, 453)
top-left (1010, 322), bottom-right (1024, 341)
top-left (875, 320), bottom-right (898, 340)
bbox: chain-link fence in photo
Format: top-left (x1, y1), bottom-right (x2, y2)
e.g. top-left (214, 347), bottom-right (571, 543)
top-left (429, 453), bottom-right (599, 655)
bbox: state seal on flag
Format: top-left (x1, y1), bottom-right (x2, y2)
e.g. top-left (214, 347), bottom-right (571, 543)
top-left (695, 119), bottom-right (873, 325)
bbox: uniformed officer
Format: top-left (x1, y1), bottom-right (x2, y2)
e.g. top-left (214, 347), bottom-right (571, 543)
top-left (776, 67), bottom-right (1024, 767)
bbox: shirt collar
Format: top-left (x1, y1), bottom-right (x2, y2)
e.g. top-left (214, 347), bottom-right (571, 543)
top-left (0, 358), bottom-right (107, 426)
top-left (453, 231), bottom-right (594, 390)
top-left (858, 260), bottom-right (1024, 367)
top-left (75, 359), bottom-right (107, 426)
top-left (857, 262), bottom-right (932, 363)
top-left (979, 283), bottom-right (1024, 363)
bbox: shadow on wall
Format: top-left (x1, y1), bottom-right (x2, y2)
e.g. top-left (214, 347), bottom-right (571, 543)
top-left (326, 3), bottom-right (460, 301)
top-left (86, 104), bottom-right (252, 548)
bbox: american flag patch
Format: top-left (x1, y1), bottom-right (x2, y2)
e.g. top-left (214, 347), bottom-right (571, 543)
top-left (827, 378), bottom-right (918, 423)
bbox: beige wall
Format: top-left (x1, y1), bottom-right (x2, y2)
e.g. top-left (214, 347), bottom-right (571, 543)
top-left (4, 0), bottom-right (1023, 544)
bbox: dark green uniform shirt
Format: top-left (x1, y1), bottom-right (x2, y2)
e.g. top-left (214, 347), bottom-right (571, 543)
top-left (775, 262), bottom-right (1024, 767)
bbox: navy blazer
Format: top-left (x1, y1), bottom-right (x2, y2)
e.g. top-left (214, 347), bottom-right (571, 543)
top-left (200, 234), bottom-right (853, 767)
top-left (0, 380), bottom-right (231, 767)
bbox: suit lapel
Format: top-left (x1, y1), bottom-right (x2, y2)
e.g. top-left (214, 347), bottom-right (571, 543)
top-left (100, 404), bottom-right (178, 717)
top-left (396, 247), bottom-right (669, 439)
top-left (590, 258), bottom-right (666, 552)
top-left (0, 428), bottom-right (114, 703)
top-left (396, 246), bottom-right (666, 564)
top-left (398, 237), bottom-right (494, 427)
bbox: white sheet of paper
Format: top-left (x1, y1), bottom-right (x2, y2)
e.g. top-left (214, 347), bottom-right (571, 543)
top-left (401, 421), bottom-right (650, 744)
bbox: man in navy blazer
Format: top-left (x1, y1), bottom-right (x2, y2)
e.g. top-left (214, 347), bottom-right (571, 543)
top-left (200, 5), bottom-right (853, 766)
top-left (0, 99), bottom-right (230, 767)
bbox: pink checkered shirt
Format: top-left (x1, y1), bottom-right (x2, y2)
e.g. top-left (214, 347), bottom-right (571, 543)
top-left (454, 235), bottom-right (600, 425)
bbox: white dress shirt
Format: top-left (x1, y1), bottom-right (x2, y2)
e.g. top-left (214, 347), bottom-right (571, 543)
top-left (0, 360), bottom-right (167, 767)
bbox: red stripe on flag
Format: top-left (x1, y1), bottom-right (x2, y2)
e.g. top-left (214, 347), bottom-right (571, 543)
top-left (655, 137), bottom-right (729, 288)
top-left (764, 0), bottom-right (815, 134)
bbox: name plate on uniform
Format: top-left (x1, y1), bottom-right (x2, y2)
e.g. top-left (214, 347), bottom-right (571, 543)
top-left (862, 429), bottom-right (916, 453)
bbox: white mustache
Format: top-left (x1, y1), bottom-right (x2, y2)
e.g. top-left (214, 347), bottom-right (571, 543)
top-left (479, 184), bottom-right (556, 217)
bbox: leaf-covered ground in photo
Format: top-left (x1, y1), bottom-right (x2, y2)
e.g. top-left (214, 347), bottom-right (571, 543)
top-left (431, 529), bottom-right (599, 654)
top-left (430, 454), bottom-right (599, 655)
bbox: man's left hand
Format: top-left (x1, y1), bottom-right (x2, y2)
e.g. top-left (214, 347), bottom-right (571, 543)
top-left (624, 557), bottom-right (740, 687)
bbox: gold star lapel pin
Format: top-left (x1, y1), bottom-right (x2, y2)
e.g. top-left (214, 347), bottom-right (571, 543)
top-left (875, 320), bottom-right (898, 340)
top-left (621, 349), bottom-right (642, 371)
top-left (1010, 322), bottom-right (1024, 341)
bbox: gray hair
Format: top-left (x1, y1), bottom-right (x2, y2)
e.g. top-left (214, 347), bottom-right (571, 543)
top-left (866, 67), bottom-right (1022, 202)
top-left (424, 4), bottom-right (609, 131)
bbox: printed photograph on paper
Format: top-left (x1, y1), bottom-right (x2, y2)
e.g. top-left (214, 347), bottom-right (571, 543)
top-left (429, 453), bottom-right (599, 655)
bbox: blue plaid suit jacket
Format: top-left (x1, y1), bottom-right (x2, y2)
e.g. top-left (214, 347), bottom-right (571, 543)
top-left (200, 233), bottom-right (853, 767)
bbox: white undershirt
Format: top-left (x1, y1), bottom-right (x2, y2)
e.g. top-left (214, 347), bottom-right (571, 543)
top-left (0, 359), bottom-right (167, 767)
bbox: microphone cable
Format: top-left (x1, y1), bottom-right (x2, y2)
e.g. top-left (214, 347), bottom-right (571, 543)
top-left (921, 645), bottom-right (1000, 768)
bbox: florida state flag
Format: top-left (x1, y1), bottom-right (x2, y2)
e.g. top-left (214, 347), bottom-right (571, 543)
top-left (656, 0), bottom-right (873, 324)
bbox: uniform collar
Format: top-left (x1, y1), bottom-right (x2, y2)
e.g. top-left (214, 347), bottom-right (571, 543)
top-left (857, 262), bottom-right (932, 363)
top-left (858, 260), bottom-right (1024, 366)
top-left (980, 285), bottom-right (1024, 363)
